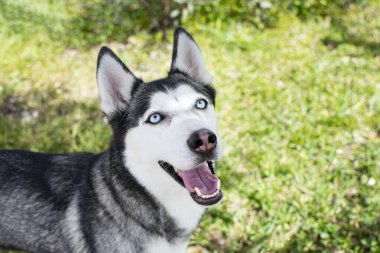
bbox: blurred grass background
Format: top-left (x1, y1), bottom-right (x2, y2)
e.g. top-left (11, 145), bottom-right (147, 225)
top-left (0, 0), bottom-right (379, 252)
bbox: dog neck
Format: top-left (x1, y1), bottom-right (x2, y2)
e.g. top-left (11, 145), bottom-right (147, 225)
top-left (120, 152), bottom-right (206, 233)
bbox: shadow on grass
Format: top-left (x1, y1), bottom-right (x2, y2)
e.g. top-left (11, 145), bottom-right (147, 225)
top-left (322, 17), bottom-right (380, 56)
top-left (273, 219), bottom-right (380, 253)
top-left (0, 86), bottom-right (109, 153)
top-left (322, 36), bottom-right (380, 56)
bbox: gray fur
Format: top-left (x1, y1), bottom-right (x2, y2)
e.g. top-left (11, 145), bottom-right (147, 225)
top-left (0, 150), bottom-right (187, 253)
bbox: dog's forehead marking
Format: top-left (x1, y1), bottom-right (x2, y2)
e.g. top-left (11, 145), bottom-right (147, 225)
top-left (148, 84), bottom-right (205, 113)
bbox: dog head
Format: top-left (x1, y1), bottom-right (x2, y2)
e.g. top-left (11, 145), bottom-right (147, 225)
top-left (96, 28), bottom-right (222, 206)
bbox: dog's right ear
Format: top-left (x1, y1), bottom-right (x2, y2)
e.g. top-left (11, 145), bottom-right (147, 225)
top-left (96, 46), bottom-right (141, 117)
top-left (169, 27), bottom-right (212, 85)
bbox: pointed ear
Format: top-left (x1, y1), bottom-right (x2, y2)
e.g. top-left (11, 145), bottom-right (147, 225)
top-left (169, 28), bottom-right (212, 85)
top-left (96, 46), bottom-right (141, 117)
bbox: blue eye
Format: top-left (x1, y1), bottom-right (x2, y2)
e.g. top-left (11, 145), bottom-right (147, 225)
top-left (196, 99), bottom-right (207, 109)
top-left (148, 113), bottom-right (163, 124)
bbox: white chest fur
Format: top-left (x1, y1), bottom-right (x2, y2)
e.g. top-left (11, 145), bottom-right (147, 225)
top-left (146, 237), bottom-right (189, 253)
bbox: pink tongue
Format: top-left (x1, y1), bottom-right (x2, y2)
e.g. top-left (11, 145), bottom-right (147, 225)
top-left (178, 163), bottom-right (219, 195)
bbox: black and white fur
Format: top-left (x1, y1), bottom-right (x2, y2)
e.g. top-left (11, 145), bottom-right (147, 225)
top-left (0, 28), bottom-right (222, 253)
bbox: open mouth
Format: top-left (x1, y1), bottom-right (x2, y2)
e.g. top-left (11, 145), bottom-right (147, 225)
top-left (158, 160), bottom-right (223, 206)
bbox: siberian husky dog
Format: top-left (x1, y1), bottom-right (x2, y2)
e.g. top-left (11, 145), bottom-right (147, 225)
top-left (0, 28), bottom-right (223, 253)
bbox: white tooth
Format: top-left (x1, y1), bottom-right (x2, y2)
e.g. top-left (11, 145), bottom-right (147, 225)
top-left (203, 192), bottom-right (216, 199)
top-left (195, 187), bottom-right (202, 196)
top-left (217, 179), bottom-right (221, 190)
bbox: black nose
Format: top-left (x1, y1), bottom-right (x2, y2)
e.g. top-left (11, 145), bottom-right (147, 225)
top-left (187, 129), bottom-right (217, 154)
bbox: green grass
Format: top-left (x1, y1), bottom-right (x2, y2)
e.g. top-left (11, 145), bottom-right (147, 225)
top-left (1, 1), bottom-right (380, 253)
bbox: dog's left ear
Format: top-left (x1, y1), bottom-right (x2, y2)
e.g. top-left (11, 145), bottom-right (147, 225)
top-left (97, 46), bottom-right (141, 117)
top-left (169, 28), bottom-right (212, 85)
